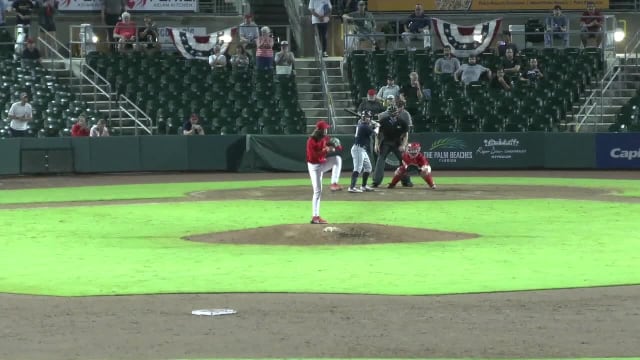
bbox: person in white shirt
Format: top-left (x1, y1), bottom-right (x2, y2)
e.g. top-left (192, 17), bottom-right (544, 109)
top-left (90, 119), bottom-right (110, 137)
top-left (377, 76), bottom-right (400, 101)
top-left (208, 45), bottom-right (227, 69)
top-left (8, 92), bottom-right (32, 137)
top-left (308, 0), bottom-right (331, 57)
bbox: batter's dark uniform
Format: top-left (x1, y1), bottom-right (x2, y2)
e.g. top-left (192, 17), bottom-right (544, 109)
top-left (372, 111), bottom-right (412, 187)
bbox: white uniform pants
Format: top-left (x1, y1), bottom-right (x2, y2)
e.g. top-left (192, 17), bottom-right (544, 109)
top-left (307, 156), bottom-right (342, 217)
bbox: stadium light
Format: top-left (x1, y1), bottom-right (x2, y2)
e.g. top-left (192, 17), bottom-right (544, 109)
top-left (614, 28), bottom-right (625, 42)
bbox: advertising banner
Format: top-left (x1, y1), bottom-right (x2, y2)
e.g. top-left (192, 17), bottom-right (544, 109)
top-left (595, 133), bottom-right (640, 169)
top-left (57, 0), bottom-right (197, 12)
top-left (411, 133), bottom-right (544, 169)
top-left (367, 0), bottom-right (609, 11)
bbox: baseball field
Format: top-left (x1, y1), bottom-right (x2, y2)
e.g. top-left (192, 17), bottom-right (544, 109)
top-left (0, 170), bottom-right (639, 360)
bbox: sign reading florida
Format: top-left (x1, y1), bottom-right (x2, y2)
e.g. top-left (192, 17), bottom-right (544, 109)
top-left (367, 0), bottom-right (609, 11)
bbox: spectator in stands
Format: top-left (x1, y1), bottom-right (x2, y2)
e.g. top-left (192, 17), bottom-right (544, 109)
top-left (71, 115), bottom-right (90, 137)
top-left (309, 0), bottom-right (332, 57)
top-left (377, 76), bottom-right (400, 101)
top-left (208, 45), bottom-right (227, 69)
top-left (275, 40), bottom-right (295, 75)
top-left (434, 45), bottom-right (460, 75)
top-left (343, 0), bottom-right (358, 14)
top-left (37, 0), bottom-right (58, 37)
top-left (113, 12), bottom-right (137, 52)
top-left (21, 38), bottom-right (41, 66)
top-left (102, 0), bottom-right (125, 51)
top-left (580, 1), bottom-right (603, 48)
top-left (230, 45), bottom-right (250, 71)
top-left (138, 15), bottom-right (159, 52)
top-left (342, 1), bottom-right (379, 52)
top-left (496, 30), bottom-right (518, 57)
top-left (400, 72), bottom-right (424, 117)
top-left (12, 0), bottom-right (34, 31)
top-left (489, 67), bottom-right (512, 91)
top-left (183, 113), bottom-right (205, 135)
top-left (545, 5), bottom-right (569, 48)
top-left (501, 48), bottom-right (520, 76)
top-left (8, 92), bottom-right (32, 137)
top-left (455, 55), bottom-right (491, 85)
top-left (256, 26), bottom-right (274, 70)
top-left (0, 0), bottom-right (6, 26)
top-left (401, 4), bottom-right (431, 51)
top-left (90, 119), bottom-right (109, 137)
top-left (239, 14), bottom-right (259, 52)
top-left (520, 58), bottom-right (544, 83)
top-left (357, 89), bottom-right (385, 116)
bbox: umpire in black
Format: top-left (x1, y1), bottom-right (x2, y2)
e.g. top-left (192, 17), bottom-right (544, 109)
top-left (372, 99), bottom-right (412, 187)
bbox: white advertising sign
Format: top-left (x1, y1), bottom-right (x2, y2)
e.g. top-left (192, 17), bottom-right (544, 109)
top-left (56, 0), bottom-right (197, 12)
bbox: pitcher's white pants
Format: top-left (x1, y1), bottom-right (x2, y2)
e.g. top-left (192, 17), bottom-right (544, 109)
top-left (307, 156), bottom-right (342, 217)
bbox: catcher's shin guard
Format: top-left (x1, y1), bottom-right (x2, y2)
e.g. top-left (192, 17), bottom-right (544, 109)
top-left (423, 173), bottom-right (435, 188)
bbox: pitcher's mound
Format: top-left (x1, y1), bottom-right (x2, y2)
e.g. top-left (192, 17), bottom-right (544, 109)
top-left (185, 223), bottom-right (478, 246)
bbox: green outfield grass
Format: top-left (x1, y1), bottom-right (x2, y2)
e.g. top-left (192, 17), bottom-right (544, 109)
top-left (1, 177), bottom-right (639, 297)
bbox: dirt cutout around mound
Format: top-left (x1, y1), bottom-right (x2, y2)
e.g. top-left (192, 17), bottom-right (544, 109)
top-left (185, 223), bottom-right (478, 245)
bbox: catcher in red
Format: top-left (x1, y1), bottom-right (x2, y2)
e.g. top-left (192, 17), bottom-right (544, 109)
top-left (387, 142), bottom-right (436, 189)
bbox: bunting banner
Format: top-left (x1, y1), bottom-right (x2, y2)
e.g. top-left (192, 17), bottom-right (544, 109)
top-left (167, 27), bottom-right (233, 59)
top-left (431, 18), bottom-right (502, 57)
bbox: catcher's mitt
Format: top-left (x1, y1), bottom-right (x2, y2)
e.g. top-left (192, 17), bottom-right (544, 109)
top-left (327, 137), bottom-right (341, 148)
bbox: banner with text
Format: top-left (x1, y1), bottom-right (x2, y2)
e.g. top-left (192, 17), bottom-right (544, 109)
top-left (595, 133), bottom-right (640, 169)
top-left (367, 0), bottom-right (609, 11)
top-left (57, 0), bottom-right (197, 12)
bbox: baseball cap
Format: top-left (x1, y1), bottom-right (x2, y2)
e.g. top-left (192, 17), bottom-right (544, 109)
top-left (386, 94), bottom-right (395, 100)
top-left (367, 89), bottom-right (376, 96)
top-left (26, 38), bottom-right (34, 44)
top-left (315, 120), bottom-right (330, 129)
top-left (281, 40), bottom-right (288, 45)
top-left (190, 113), bottom-right (199, 120)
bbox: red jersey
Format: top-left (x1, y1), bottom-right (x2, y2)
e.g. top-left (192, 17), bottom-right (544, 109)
top-left (402, 152), bottom-right (429, 168)
top-left (306, 136), bottom-right (329, 164)
top-left (71, 123), bottom-right (89, 137)
top-left (581, 10), bottom-right (603, 31)
top-left (114, 21), bottom-right (137, 39)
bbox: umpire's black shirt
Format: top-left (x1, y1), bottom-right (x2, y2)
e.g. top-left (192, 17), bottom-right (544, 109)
top-left (378, 111), bottom-right (409, 145)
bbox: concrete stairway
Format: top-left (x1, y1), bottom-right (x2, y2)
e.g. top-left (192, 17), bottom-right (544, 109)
top-left (566, 58), bottom-right (640, 132)
top-left (296, 57), bottom-right (357, 134)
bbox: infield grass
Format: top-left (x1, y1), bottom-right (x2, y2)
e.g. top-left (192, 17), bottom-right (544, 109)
top-left (1, 176), bottom-right (639, 297)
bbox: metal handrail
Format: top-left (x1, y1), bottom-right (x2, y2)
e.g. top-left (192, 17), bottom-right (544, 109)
top-left (79, 63), bottom-right (112, 115)
top-left (118, 94), bottom-right (153, 135)
top-left (37, 27), bottom-right (72, 75)
top-left (575, 67), bottom-right (621, 131)
top-left (313, 26), bottom-right (337, 131)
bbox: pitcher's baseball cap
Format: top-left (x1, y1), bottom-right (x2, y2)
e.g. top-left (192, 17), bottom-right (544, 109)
top-left (315, 120), bottom-right (330, 129)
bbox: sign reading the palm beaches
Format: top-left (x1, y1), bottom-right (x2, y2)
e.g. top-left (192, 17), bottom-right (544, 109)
top-left (57, 0), bottom-right (197, 12)
top-left (367, 0), bottom-right (608, 11)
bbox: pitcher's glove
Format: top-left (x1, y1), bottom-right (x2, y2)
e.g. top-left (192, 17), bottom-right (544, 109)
top-left (327, 137), bottom-right (343, 151)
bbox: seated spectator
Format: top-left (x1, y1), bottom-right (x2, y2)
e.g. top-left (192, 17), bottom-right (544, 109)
top-left (208, 45), bottom-right (227, 69)
top-left (520, 58), bottom-right (544, 83)
top-left (230, 45), bottom-right (250, 71)
top-left (113, 12), bottom-right (137, 52)
top-left (238, 14), bottom-right (259, 51)
top-left (401, 4), bottom-right (431, 51)
top-left (489, 68), bottom-right (512, 91)
top-left (342, 1), bottom-right (379, 51)
top-left (8, 92), bottom-right (32, 138)
top-left (138, 15), bottom-right (159, 52)
top-left (434, 45), bottom-right (460, 75)
top-left (400, 72), bottom-right (425, 119)
top-left (496, 30), bottom-right (518, 57)
top-left (21, 38), bottom-right (41, 66)
top-left (377, 76), bottom-right (400, 101)
top-left (580, 1), bottom-right (603, 48)
top-left (71, 115), bottom-right (90, 137)
top-left (455, 55), bottom-right (491, 85)
top-left (183, 113), bottom-right (205, 135)
top-left (545, 5), bottom-right (569, 48)
top-left (255, 26), bottom-right (274, 71)
top-left (357, 88), bottom-right (385, 116)
top-left (90, 119), bottom-right (109, 137)
top-left (501, 48), bottom-right (520, 76)
top-left (274, 40), bottom-right (295, 75)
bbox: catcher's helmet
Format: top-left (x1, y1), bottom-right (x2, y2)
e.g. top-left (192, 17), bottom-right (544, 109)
top-left (407, 142), bottom-right (421, 157)
top-left (360, 110), bottom-right (373, 122)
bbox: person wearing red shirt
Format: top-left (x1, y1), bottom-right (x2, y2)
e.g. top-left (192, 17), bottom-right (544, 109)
top-left (387, 142), bottom-right (436, 189)
top-left (306, 120), bottom-right (343, 224)
top-left (580, 1), bottom-right (604, 48)
top-left (113, 12), bottom-right (137, 52)
top-left (71, 116), bottom-right (90, 137)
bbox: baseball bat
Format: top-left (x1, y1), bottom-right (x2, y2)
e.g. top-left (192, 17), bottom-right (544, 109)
top-left (344, 108), bottom-right (380, 126)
